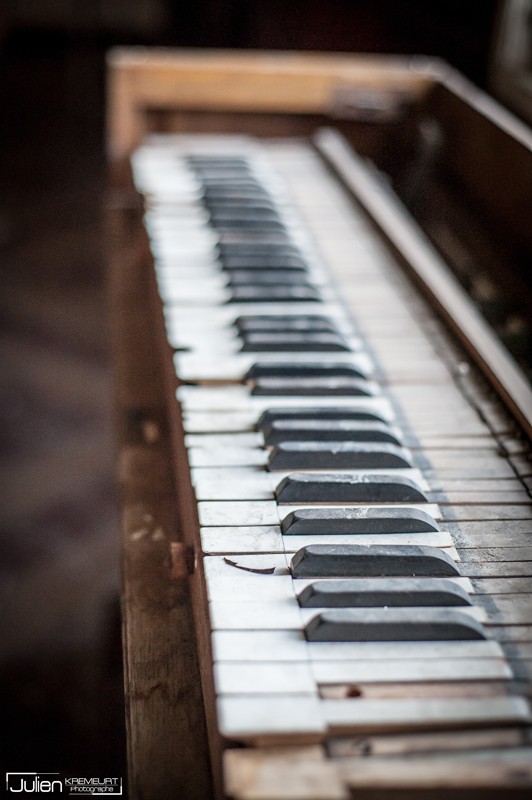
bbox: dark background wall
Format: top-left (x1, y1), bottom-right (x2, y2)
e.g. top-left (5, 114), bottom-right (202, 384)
top-left (0, 0), bottom-right (503, 793)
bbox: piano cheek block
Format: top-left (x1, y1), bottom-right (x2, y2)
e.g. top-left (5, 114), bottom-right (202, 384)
top-left (297, 578), bottom-right (472, 608)
top-left (275, 474), bottom-right (428, 504)
top-left (268, 442), bottom-right (411, 470)
top-left (280, 507), bottom-right (438, 535)
top-left (290, 545), bottom-right (460, 578)
top-left (304, 609), bottom-right (486, 642)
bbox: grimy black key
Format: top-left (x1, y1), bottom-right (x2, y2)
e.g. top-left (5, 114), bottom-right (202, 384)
top-left (221, 255), bottom-right (307, 270)
top-left (257, 407), bottom-right (388, 429)
top-left (242, 334), bottom-right (349, 353)
top-left (290, 544), bottom-right (460, 578)
top-left (304, 608), bottom-right (486, 642)
top-left (227, 271), bottom-right (307, 286)
top-left (251, 377), bottom-right (372, 395)
top-left (209, 210), bottom-right (282, 226)
top-left (280, 507), bottom-right (439, 535)
top-left (268, 441), bottom-right (411, 470)
top-left (228, 285), bottom-right (322, 304)
top-left (218, 241), bottom-right (299, 257)
top-left (246, 362), bottom-right (366, 380)
top-left (235, 315), bottom-right (337, 333)
top-left (212, 218), bottom-right (287, 233)
top-left (297, 577), bottom-right (471, 608)
top-left (275, 473), bottom-right (427, 504)
top-left (204, 198), bottom-right (276, 212)
top-left (263, 420), bottom-right (397, 445)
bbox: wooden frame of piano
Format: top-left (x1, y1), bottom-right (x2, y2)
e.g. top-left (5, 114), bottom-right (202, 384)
top-left (107, 48), bottom-right (532, 800)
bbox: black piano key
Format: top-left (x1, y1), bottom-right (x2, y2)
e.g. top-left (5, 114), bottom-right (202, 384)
top-left (228, 285), bottom-right (322, 304)
top-left (213, 219), bottom-right (287, 233)
top-left (264, 420), bottom-right (397, 445)
top-left (235, 315), bottom-right (336, 333)
top-left (245, 363), bottom-right (366, 380)
top-left (297, 578), bottom-right (472, 608)
top-left (218, 241), bottom-right (299, 257)
top-left (206, 202), bottom-right (278, 217)
top-left (290, 544), bottom-right (461, 578)
top-left (217, 232), bottom-right (293, 248)
top-left (209, 210), bottom-right (283, 226)
top-left (186, 156), bottom-right (252, 168)
top-left (197, 178), bottom-right (260, 189)
top-left (227, 271), bottom-right (308, 286)
top-left (280, 507), bottom-right (439, 535)
top-left (203, 184), bottom-right (271, 197)
top-left (252, 377), bottom-right (371, 395)
top-left (242, 334), bottom-right (348, 353)
top-left (268, 441), bottom-right (411, 470)
top-left (304, 609), bottom-right (486, 642)
top-left (221, 255), bottom-right (308, 270)
top-left (275, 473), bottom-right (427, 504)
top-left (257, 407), bottom-right (388, 429)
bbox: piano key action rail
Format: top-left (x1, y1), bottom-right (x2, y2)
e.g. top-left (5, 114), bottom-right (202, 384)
top-left (108, 50), bottom-right (532, 800)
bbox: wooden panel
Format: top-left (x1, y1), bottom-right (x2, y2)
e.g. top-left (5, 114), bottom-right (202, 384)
top-left (106, 47), bottom-right (437, 160)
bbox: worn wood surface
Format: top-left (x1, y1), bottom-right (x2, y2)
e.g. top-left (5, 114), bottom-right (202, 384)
top-left (108, 198), bottom-right (212, 800)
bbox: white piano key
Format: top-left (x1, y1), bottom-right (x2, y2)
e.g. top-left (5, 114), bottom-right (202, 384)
top-left (214, 662), bottom-right (317, 694)
top-left (218, 695), bottom-right (326, 740)
top-left (310, 658), bottom-right (513, 684)
top-left (211, 630), bottom-right (505, 662)
top-left (199, 526), bottom-right (455, 555)
top-left (177, 386), bottom-right (393, 415)
top-left (321, 696), bottom-right (531, 731)
top-left (197, 501), bottom-right (441, 527)
top-left (174, 352), bottom-right (372, 383)
top-left (208, 601), bottom-right (486, 630)
top-left (190, 467), bottom-right (428, 500)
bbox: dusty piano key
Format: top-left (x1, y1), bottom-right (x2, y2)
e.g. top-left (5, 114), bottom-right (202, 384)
top-left (241, 333), bottom-right (350, 352)
top-left (304, 608), bottom-right (487, 642)
top-left (228, 285), bottom-right (323, 304)
top-left (204, 198), bottom-right (285, 216)
top-left (165, 307), bottom-right (357, 344)
top-left (210, 218), bottom-right (288, 233)
top-left (174, 354), bottom-right (369, 384)
top-left (311, 658), bottom-right (513, 684)
top-left (297, 577), bottom-right (472, 607)
top-left (177, 385), bottom-right (393, 416)
top-left (182, 406), bottom-right (394, 434)
top-left (221, 255), bottom-right (308, 271)
top-left (212, 630), bottom-right (504, 662)
top-left (217, 231), bottom-right (294, 248)
top-left (207, 600), bottom-right (485, 631)
top-left (196, 501), bottom-right (441, 528)
top-left (246, 361), bottom-right (368, 379)
top-left (227, 271), bottom-right (311, 286)
top-left (321, 696), bottom-right (531, 734)
top-left (199, 525), bottom-right (455, 553)
top-left (235, 315), bottom-right (339, 333)
top-left (257, 404), bottom-right (392, 428)
top-left (268, 441), bottom-right (412, 470)
top-left (275, 473), bottom-right (427, 504)
top-left (208, 207), bottom-right (283, 224)
top-left (217, 241), bottom-right (302, 258)
top-left (191, 468), bottom-right (429, 501)
top-left (264, 420), bottom-right (399, 445)
top-left (250, 376), bottom-right (376, 395)
top-left (290, 545), bottom-right (461, 577)
top-left (280, 507), bottom-right (440, 535)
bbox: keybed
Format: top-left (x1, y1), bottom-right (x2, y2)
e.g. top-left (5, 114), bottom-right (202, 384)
top-left (132, 134), bottom-right (532, 795)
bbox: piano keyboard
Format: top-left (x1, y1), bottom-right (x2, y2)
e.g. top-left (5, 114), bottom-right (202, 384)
top-left (131, 134), bottom-right (532, 797)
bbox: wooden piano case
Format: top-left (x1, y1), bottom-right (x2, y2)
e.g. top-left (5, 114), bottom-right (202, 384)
top-left (107, 49), bottom-right (532, 800)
